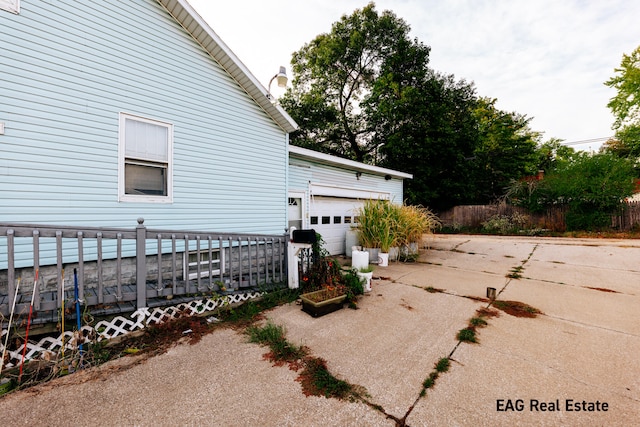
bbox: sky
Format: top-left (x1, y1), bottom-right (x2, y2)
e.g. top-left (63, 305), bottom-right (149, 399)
top-left (186, 0), bottom-right (640, 151)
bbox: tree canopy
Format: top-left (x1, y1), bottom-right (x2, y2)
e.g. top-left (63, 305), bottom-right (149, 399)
top-left (604, 45), bottom-right (640, 157)
top-left (282, 2), bottom-right (543, 211)
top-left (280, 3), bottom-right (415, 163)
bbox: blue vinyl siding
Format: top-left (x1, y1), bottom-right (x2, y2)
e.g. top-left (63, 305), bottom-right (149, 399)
top-left (0, 0), bottom-right (288, 236)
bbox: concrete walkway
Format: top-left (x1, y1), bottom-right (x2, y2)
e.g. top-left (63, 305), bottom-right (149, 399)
top-left (1, 235), bottom-right (638, 426)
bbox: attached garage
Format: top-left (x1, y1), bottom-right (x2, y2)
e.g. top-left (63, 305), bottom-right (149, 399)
top-left (288, 146), bottom-right (412, 255)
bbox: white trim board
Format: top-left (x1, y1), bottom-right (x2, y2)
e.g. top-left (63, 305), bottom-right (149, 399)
top-left (309, 182), bottom-right (390, 200)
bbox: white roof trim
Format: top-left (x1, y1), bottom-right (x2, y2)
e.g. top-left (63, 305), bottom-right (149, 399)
top-left (289, 145), bottom-right (413, 179)
top-left (157, 0), bottom-right (298, 133)
top-left (310, 183), bottom-right (391, 200)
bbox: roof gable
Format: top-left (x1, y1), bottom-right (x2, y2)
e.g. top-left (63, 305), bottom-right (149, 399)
top-left (156, 0), bottom-right (297, 133)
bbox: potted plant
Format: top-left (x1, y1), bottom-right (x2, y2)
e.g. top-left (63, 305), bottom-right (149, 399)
top-left (395, 205), bottom-right (441, 261)
top-left (299, 240), bottom-right (364, 316)
top-left (356, 266), bottom-right (374, 292)
top-left (300, 285), bottom-right (348, 317)
top-left (356, 199), bottom-right (399, 267)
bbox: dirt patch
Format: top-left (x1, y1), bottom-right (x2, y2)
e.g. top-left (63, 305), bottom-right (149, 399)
top-left (400, 299), bottom-right (414, 310)
top-left (491, 300), bottom-right (542, 318)
top-left (476, 307), bottom-right (500, 319)
top-left (584, 286), bottom-right (620, 294)
top-left (463, 295), bottom-right (490, 303)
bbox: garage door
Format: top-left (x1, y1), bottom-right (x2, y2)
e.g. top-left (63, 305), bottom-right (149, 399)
top-left (309, 197), bottom-right (364, 255)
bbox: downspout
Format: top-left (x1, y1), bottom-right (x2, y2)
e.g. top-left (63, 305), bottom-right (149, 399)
top-left (285, 134), bottom-right (290, 233)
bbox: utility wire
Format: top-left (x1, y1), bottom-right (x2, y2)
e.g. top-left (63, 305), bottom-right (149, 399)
top-left (560, 137), bottom-right (613, 147)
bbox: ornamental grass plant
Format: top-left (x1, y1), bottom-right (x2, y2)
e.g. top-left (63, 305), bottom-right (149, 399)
top-left (356, 199), bottom-right (441, 255)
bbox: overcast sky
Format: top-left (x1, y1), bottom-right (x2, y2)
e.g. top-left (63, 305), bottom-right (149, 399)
top-left (187, 0), bottom-right (640, 151)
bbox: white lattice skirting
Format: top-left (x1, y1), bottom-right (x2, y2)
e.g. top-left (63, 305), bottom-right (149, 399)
top-left (1, 291), bottom-right (263, 371)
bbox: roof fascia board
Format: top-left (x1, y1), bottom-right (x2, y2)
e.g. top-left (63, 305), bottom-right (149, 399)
top-left (289, 145), bottom-right (413, 179)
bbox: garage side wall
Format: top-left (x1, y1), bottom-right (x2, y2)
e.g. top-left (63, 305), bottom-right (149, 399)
top-left (288, 157), bottom-right (406, 254)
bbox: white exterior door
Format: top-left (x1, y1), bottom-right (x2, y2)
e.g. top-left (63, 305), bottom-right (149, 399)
top-left (309, 196), bottom-right (364, 255)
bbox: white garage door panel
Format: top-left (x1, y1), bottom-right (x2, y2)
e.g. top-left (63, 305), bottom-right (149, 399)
top-left (310, 197), bottom-right (363, 255)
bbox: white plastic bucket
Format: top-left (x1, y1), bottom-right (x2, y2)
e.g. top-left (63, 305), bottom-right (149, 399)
top-left (345, 230), bottom-right (360, 257)
top-left (378, 252), bottom-right (389, 267)
top-left (352, 250), bottom-right (369, 270)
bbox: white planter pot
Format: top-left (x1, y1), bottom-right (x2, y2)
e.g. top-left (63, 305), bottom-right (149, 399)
top-left (345, 230), bottom-right (360, 257)
top-left (351, 250), bottom-right (369, 270)
top-left (364, 248), bottom-right (379, 264)
top-left (357, 271), bottom-right (373, 292)
top-left (378, 252), bottom-right (389, 267)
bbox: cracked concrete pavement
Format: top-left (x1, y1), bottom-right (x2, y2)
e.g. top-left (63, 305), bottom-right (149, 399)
top-left (1, 234), bottom-right (638, 426)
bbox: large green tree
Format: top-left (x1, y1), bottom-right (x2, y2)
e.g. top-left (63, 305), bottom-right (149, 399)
top-left (470, 98), bottom-right (540, 202)
top-left (535, 138), bottom-right (577, 172)
top-left (604, 46), bottom-right (640, 157)
top-left (281, 3), bottom-right (414, 162)
top-left (282, 2), bottom-right (548, 211)
top-left (369, 69), bottom-right (480, 210)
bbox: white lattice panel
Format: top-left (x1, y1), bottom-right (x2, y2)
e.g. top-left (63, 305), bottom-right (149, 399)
top-left (1, 291), bottom-right (263, 371)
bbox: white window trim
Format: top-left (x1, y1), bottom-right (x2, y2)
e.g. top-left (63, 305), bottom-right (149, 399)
top-left (118, 112), bottom-right (174, 203)
top-left (0, 0), bottom-right (20, 14)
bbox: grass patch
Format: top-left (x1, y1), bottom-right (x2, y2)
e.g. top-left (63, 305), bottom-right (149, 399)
top-left (457, 327), bottom-right (477, 343)
top-left (469, 317), bottom-right (488, 328)
top-left (506, 265), bottom-right (524, 279)
top-left (425, 286), bottom-right (445, 293)
top-left (419, 357), bottom-right (451, 397)
top-left (248, 321), bottom-right (366, 402)
top-left (435, 357), bottom-right (450, 373)
top-left (297, 357), bottom-right (355, 399)
top-left (422, 372), bottom-right (438, 390)
top-left (226, 288), bottom-right (300, 324)
top-left (246, 321), bottom-right (307, 363)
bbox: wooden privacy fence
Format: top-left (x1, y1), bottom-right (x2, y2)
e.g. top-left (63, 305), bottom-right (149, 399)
top-left (439, 201), bottom-right (640, 232)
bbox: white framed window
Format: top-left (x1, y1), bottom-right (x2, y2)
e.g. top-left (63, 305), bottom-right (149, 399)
top-left (118, 113), bottom-right (173, 203)
top-left (0, 0), bottom-right (20, 14)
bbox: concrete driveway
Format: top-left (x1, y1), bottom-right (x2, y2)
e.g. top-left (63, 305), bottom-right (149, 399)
top-left (1, 235), bottom-right (639, 426)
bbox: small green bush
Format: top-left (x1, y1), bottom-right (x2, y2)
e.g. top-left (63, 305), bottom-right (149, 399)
top-left (482, 212), bottom-right (529, 234)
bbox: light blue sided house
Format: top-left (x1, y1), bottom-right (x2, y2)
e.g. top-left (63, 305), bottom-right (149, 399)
top-left (0, 0), bottom-right (296, 233)
top-left (1, 0), bottom-right (304, 323)
top-left (0, 0), bottom-right (411, 321)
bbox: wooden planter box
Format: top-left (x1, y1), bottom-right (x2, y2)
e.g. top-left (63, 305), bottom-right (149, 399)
top-left (300, 290), bottom-right (347, 318)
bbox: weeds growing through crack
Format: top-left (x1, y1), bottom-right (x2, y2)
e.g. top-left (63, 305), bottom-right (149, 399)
top-left (245, 321), bottom-right (365, 401)
top-left (469, 316), bottom-right (488, 327)
top-left (297, 357), bottom-right (356, 399)
top-left (456, 307), bottom-right (497, 345)
top-left (456, 327), bottom-right (477, 343)
top-left (506, 265), bottom-right (524, 279)
top-left (246, 321), bottom-right (307, 363)
top-left (419, 357), bottom-right (451, 397)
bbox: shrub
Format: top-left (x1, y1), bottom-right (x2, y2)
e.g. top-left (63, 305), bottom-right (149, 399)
top-left (481, 212), bottom-right (529, 234)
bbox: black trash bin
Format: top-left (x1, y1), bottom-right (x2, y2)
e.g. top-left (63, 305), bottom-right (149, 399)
top-left (292, 229), bottom-right (317, 244)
